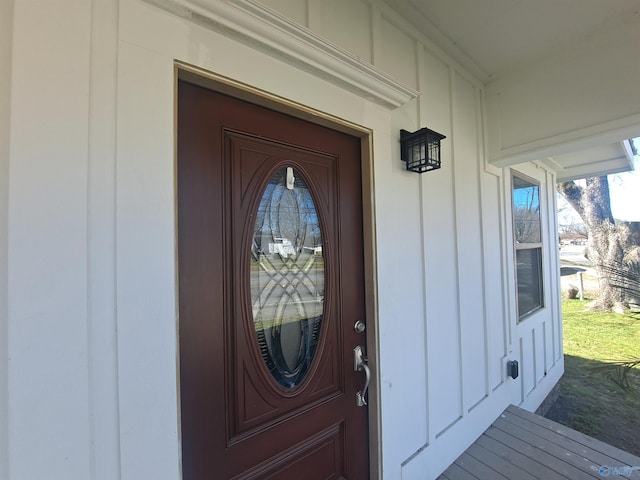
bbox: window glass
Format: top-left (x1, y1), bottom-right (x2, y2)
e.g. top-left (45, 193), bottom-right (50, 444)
top-left (512, 176), bottom-right (541, 243)
top-left (516, 248), bottom-right (543, 318)
top-left (512, 173), bottom-right (544, 320)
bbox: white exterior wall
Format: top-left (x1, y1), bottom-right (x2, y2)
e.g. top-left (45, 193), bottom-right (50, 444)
top-left (3, 0), bottom-right (563, 479)
top-left (0, 1), bottom-right (14, 479)
top-left (8, 1), bottom-right (94, 479)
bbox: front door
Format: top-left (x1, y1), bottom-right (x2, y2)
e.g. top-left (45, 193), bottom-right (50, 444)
top-left (177, 80), bottom-right (370, 479)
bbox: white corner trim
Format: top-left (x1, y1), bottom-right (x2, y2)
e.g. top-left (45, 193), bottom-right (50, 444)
top-left (144, 0), bottom-right (419, 109)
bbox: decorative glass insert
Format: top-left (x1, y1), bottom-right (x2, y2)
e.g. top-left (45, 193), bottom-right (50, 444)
top-left (251, 167), bottom-right (324, 388)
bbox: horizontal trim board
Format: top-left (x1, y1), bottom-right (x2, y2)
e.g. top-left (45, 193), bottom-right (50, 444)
top-left (491, 113), bottom-right (640, 167)
top-left (145, 0), bottom-right (419, 108)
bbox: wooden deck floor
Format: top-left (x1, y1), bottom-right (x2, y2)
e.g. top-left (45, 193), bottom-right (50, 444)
top-left (438, 404), bottom-right (640, 480)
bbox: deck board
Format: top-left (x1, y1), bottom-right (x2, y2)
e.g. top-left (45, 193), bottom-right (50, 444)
top-left (438, 405), bottom-right (640, 479)
top-left (492, 417), bottom-right (605, 478)
top-left (506, 404), bottom-right (640, 467)
top-left (500, 408), bottom-right (632, 469)
top-left (440, 462), bottom-right (479, 480)
top-left (474, 433), bottom-right (568, 480)
top-left (464, 442), bottom-right (539, 480)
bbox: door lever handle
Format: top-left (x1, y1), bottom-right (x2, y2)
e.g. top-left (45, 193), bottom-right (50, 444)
top-left (354, 345), bottom-right (370, 407)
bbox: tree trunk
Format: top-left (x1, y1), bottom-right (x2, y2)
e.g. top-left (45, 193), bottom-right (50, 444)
top-left (557, 176), bottom-right (640, 311)
top-left (582, 178), bottom-right (622, 309)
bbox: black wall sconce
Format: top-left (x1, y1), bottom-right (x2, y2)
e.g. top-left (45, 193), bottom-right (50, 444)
top-left (400, 127), bottom-right (446, 174)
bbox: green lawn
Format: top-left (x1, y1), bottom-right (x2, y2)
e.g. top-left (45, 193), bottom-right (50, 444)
top-left (545, 299), bottom-right (640, 455)
top-left (563, 299), bottom-right (640, 362)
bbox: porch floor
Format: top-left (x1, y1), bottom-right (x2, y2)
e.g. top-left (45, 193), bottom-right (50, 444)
top-left (438, 404), bottom-right (640, 480)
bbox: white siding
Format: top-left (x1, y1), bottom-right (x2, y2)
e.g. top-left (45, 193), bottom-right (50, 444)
top-left (314, 0), bottom-right (373, 63)
top-left (8, 1), bottom-right (92, 478)
top-left (378, 15), bottom-right (419, 90)
top-left (3, 0), bottom-right (565, 479)
top-left (261, 0), bottom-right (308, 27)
top-left (0, 1), bottom-right (13, 478)
top-left (420, 46), bottom-right (460, 441)
top-left (454, 73), bottom-right (487, 413)
top-left (481, 174), bottom-right (509, 393)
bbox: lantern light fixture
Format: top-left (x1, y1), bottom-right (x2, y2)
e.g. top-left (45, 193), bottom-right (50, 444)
top-left (400, 127), bottom-right (446, 174)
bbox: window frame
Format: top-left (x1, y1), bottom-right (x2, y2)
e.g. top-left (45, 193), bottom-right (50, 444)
top-left (511, 171), bottom-right (545, 321)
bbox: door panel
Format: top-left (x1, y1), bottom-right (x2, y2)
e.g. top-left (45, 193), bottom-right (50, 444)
top-left (228, 135), bottom-right (340, 441)
top-left (177, 80), bottom-right (369, 479)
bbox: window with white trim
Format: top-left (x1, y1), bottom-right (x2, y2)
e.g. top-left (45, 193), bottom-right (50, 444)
top-left (512, 173), bottom-right (544, 320)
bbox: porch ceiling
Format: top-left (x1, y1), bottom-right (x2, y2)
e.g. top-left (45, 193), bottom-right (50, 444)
top-left (390, 0), bottom-right (640, 82)
top-left (386, 0), bottom-right (640, 179)
top-left (544, 140), bottom-right (635, 183)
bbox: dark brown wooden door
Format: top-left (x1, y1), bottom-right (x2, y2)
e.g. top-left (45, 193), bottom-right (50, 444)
top-left (177, 80), bottom-right (370, 480)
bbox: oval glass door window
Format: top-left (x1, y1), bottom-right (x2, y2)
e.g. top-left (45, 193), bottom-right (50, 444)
top-left (251, 167), bottom-right (324, 388)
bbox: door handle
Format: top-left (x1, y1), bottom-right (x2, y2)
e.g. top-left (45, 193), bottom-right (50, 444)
top-left (353, 345), bottom-right (370, 407)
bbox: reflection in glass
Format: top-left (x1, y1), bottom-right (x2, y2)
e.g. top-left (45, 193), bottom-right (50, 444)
top-left (250, 167), bottom-right (324, 388)
top-left (512, 174), bottom-right (544, 319)
top-left (516, 248), bottom-right (543, 317)
top-left (512, 176), bottom-right (541, 244)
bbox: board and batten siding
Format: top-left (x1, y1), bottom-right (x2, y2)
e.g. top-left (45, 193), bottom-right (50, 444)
top-left (2, 0), bottom-right (563, 479)
top-left (260, 1), bottom-right (562, 478)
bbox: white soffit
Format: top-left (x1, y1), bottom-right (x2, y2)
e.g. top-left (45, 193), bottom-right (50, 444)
top-left (543, 141), bottom-right (635, 182)
top-left (388, 0), bottom-right (640, 178)
top-left (395, 0), bottom-right (640, 82)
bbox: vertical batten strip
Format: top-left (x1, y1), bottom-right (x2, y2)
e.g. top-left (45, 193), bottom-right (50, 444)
top-left (370, 4), bottom-right (382, 67)
top-left (480, 81), bottom-right (509, 390)
top-left (547, 169), bottom-right (563, 363)
top-left (518, 337), bottom-right (525, 403)
top-left (0, 0), bottom-right (12, 477)
top-left (504, 171), bottom-right (517, 360)
top-left (449, 65), bottom-right (466, 422)
top-left (498, 177), bottom-right (510, 359)
top-left (474, 83), bottom-right (492, 401)
top-left (304, 0), bottom-right (311, 29)
top-left (306, 0), bottom-right (320, 33)
top-left (88, 0), bottom-right (121, 478)
top-left (532, 327), bottom-right (538, 387)
top-left (416, 40), bottom-right (431, 447)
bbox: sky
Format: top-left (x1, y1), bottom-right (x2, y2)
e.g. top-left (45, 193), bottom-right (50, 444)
top-left (609, 154), bottom-right (640, 222)
top-left (558, 138), bottom-right (640, 225)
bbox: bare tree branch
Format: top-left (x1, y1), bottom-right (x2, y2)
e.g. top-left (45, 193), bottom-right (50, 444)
top-left (557, 181), bottom-right (585, 220)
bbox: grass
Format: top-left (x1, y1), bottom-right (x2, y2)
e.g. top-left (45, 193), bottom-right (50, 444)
top-left (562, 299), bottom-right (640, 361)
top-left (544, 299), bottom-right (640, 455)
